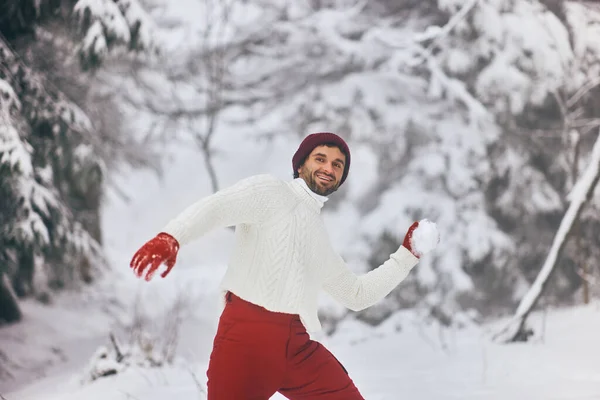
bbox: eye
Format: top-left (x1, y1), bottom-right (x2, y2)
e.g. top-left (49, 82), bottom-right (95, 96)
top-left (333, 162), bottom-right (342, 169)
top-left (316, 157), bottom-right (324, 162)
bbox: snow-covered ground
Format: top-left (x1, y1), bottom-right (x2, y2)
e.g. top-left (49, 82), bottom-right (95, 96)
top-left (6, 298), bottom-right (600, 400)
top-left (3, 138), bottom-right (600, 400)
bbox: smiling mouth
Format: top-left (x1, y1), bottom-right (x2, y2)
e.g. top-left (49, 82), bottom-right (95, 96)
top-left (316, 173), bottom-right (334, 183)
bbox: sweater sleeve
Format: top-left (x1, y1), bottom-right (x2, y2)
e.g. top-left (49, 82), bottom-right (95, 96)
top-left (321, 246), bottom-right (419, 311)
top-left (161, 174), bottom-right (283, 246)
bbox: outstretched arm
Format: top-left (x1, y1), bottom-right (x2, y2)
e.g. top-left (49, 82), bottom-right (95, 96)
top-left (130, 174), bottom-right (282, 280)
top-left (322, 220), bottom-right (439, 311)
top-left (162, 174), bottom-right (282, 246)
top-left (322, 246), bottom-right (419, 311)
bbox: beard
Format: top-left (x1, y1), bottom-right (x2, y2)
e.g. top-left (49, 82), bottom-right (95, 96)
top-left (299, 167), bottom-right (340, 196)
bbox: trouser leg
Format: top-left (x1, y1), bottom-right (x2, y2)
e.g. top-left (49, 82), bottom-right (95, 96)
top-left (206, 292), bottom-right (288, 400)
top-left (278, 319), bottom-right (365, 400)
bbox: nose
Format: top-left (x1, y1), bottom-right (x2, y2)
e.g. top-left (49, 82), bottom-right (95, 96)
top-left (321, 163), bottom-right (334, 174)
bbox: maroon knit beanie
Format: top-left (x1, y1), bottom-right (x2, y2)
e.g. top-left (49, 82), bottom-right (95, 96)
top-left (292, 132), bottom-right (351, 185)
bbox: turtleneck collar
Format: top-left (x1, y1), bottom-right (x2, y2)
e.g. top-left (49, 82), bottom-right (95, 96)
top-left (295, 178), bottom-right (329, 204)
top-left (289, 178), bottom-right (328, 212)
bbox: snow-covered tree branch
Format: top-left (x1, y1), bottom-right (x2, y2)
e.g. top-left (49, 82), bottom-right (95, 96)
top-left (494, 130), bottom-right (600, 343)
top-left (74, 0), bottom-right (158, 69)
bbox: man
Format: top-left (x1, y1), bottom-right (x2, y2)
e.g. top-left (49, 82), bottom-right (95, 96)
top-left (130, 132), bottom-right (439, 399)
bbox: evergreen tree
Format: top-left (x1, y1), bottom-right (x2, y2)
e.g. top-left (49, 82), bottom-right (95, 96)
top-left (0, 0), bottom-right (157, 324)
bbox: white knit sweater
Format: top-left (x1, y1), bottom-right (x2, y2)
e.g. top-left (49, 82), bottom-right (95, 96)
top-left (162, 174), bottom-right (419, 333)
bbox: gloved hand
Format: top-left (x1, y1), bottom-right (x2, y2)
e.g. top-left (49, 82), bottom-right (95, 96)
top-left (130, 232), bottom-right (180, 281)
top-left (402, 219), bottom-right (439, 258)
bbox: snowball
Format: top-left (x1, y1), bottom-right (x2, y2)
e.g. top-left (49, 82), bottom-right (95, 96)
top-left (411, 219), bottom-right (440, 257)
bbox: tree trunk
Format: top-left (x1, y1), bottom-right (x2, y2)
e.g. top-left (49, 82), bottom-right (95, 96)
top-left (0, 271), bottom-right (22, 324)
top-left (493, 130), bottom-right (600, 343)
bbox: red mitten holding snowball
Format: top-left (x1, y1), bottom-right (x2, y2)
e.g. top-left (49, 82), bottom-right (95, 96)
top-left (130, 232), bottom-right (180, 281)
top-left (402, 219), bottom-right (440, 258)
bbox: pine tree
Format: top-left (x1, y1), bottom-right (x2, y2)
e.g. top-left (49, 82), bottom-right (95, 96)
top-left (0, 0), bottom-right (156, 324)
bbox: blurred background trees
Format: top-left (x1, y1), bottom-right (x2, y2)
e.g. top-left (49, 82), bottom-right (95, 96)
top-left (2, 0), bottom-right (600, 342)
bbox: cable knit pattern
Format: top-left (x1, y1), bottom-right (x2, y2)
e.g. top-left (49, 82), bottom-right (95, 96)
top-left (162, 174), bottom-right (419, 333)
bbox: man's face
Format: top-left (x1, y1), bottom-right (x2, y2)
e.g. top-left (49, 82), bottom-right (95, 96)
top-left (297, 145), bottom-right (346, 196)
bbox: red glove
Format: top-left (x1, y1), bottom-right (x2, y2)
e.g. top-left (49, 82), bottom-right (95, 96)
top-left (130, 232), bottom-right (180, 281)
top-left (402, 221), bottom-right (420, 258)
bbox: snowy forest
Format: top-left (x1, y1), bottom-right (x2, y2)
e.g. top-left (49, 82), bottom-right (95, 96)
top-left (2, 0), bottom-right (600, 398)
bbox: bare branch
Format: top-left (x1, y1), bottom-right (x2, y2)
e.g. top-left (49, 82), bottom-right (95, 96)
top-left (576, 267), bottom-right (598, 286)
top-left (424, 0), bottom-right (481, 51)
top-left (372, 0), bottom-right (488, 126)
top-left (413, 44), bottom-right (489, 125)
top-left (551, 89), bottom-right (569, 128)
top-left (186, 365), bottom-right (208, 395)
top-left (109, 332), bottom-right (124, 363)
top-left (374, 0), bottom-right (480, 49)
top-left (567, 76), bottom-right (600, 109)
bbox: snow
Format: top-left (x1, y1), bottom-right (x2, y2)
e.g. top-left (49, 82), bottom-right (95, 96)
top-left (567, 131), bottom-right (600, 204)
top-left (0, 121), bottom-right (61, 246)
top-left (74, 0), bottom-right (132, 44)
top-left (517, 132), bottom-right (600, 318)
top-left (81, 21), bottom-right (108, 58)
top-left (0, 126), bottom-right (33, 177)
top-left (115, 0), bottom-right (157, 50)
top-left (187, 2), bottom-right (513, 315)
top-left (435, 0), bottom-right (573, 117)
top-left (411, 219), bottom-right (440, 257)
top-left (566, 2), bottom-right (600, 90)
top-left (0, 78), bottom-right (21, 117)
top-left (6, 292), bottom-right (600, 399)
top-left (492, 131), bottom-right (600, 342)
top-left (74, 0), bottom-right (158, 64)
top-left (4, 131), bottom-right (600, 399)
top-left (4, 0), bottom-right (600, 398)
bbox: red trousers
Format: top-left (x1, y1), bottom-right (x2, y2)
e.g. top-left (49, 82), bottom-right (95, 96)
top-left (206, 292), bottom-right (365, 400)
